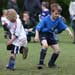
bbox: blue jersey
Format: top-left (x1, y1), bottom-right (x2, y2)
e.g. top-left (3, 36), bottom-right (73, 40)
top-left (39, 10), bottom-right (50, 21)
top-left (36, 15), bottom-right (67, 33)
top-left (41, 10), bottom-right (49, 17)
top-left (39, 10), bottom-right (49, 21)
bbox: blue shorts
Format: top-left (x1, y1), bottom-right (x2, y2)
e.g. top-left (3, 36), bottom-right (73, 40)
top-left (39, 32), bottom-right (58, 45)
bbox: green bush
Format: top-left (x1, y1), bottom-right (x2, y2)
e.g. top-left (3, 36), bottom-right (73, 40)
top-left (57, 0), bottom-right (70, 24)
top-left (0, 0), bottom-right (71, 24)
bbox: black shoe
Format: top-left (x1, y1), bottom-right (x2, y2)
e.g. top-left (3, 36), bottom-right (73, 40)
top-left (22, 47), bottom-right (28, 59)
top-left (37, 64), bottom-right (44, 69)
top-left (48, 64), bottom-right (58, 68)
top-left (6, 66), bottom-right (15, 71)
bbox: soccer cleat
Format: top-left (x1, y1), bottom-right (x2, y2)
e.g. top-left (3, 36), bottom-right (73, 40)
top-left (37, 64), bottom-right (44, 69)
top-left (48, 64), bottom-right (59, 68)
top-left (6, 66), bottom-right (15, 71)
top-left (22, 47), bottom-right (28, 59)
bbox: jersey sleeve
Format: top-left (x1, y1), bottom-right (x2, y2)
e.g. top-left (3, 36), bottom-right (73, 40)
top-left (56, 18), bottom-right (67, 33)
top-left (36, 19), bottom-right (45, 31)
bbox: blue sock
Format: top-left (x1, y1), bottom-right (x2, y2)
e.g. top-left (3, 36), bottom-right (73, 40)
top-left (8, 56), bottom-right (15, 69)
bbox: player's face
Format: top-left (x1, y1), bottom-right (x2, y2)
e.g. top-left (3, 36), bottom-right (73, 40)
top-left (6, 10), bottom-right (17, 22)
top-left (52, 10), bottom-right (60, 20)
top-left (10, 19), bottom-right (16, 22)
top-left (23, 13), bottom-right (29, 22)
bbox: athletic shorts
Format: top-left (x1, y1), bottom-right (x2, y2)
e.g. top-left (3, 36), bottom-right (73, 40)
top-left (7, 44), bottom-right (24, 54)
top-left (39, 32), bottom-right (58, 45)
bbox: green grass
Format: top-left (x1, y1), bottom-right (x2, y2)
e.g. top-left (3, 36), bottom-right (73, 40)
top-left (0, 27), bottom-right (75, 75)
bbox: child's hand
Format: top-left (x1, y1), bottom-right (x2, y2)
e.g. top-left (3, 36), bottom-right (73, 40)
top-left (28, 28), bottom-right (33, 32)
top-left (7, 35), bottom-right (16, 45)
top-left (69, 32), bottom-right (74, 39)
top-left (34, 36), bottom-right (39, 42)
top-left (7, 39), bottom-right (13, 45)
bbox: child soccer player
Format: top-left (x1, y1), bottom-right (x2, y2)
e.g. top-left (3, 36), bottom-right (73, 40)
top-left (39, 1), bottom-right (49, 21)
top-left (6, 9), bottom-right (28, 70)
top-left (34, 3), bottom-right (73, 69)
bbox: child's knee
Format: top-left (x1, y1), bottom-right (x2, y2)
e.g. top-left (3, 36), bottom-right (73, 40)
top-left (10, 54), bottom-right (16, 59)
top-left (54, 49), bottom-right (60, 54)
top-left (42, 43), bottom-right (48, 49)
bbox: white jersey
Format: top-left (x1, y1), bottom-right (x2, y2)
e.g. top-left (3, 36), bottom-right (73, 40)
top-left (69, 1), bottom-right (75, 20)
top-left (8, 18), bottom-right (27, 47)
top-left (1, 16), bottom-right (9, 25)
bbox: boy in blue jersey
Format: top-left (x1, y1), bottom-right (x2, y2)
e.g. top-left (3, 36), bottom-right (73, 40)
top-left (34, 3), bottom-right (73, 69)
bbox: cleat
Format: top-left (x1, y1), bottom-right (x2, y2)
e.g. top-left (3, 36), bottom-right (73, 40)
top-left (37, 64), bottom-right (44, 69)
top-left (48, 64), bottom-right (60, 68)
top-left (48, 64), bottom-right (57, 68)
top-left (22, 47), bottom-right (28, 59)
top-left (6, 66), bottom-right (15, 71)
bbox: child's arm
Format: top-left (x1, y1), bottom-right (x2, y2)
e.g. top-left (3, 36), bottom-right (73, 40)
top-left (7, 35), bottom-right (16, 45)
top-left (34, 30), bottom-right (39, 42)
top-left (65, 27), bottom-right (73, 38)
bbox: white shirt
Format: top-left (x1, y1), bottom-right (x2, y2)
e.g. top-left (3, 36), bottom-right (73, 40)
top-left (69, 1), bottom-right (75, 20)
top-left (1, 16), bottom-right (9, 25)
top-left (8, 18), bottom-right (27, 46)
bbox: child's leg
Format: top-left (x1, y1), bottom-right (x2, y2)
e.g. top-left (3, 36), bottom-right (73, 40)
top-left (38, 39), bottom-right (48, 69)
top-left (19, 38), bottom-right (28, 59)
top-left (38, 48), bottom-right (47, 65)
top-left (6, 44), bottom-right (19, 70)
top-left (48, 44), bottom-right (60, 68)
top-left (7, 53), bottom-right (16, 70)
top-left (20, 46), bottom-right (28, 59)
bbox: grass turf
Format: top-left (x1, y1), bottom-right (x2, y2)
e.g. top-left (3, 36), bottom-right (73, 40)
top-left (0, 27), bottom-right (75, 75)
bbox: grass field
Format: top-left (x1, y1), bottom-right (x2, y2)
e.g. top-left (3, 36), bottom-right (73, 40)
top-left (0, 26), bottom-right (75, 75)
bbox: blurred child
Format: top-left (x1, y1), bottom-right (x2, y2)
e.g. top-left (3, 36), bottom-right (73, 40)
top-left (69, 0), bottom-right (75, 43)
top-left (39, 1), bottom-right (49, 21)
top-left (6, 9), bottom-right (28, 70)
top-left (1, 9), bottom-right (10, 38)
top-left (22, 11), bottom-right (35, 42)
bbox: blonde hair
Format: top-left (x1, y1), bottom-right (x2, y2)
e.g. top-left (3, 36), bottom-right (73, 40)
top-left (6, 9), bottom-right (17, 21)
top-left (2, 9), bottom-right (8, 16)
